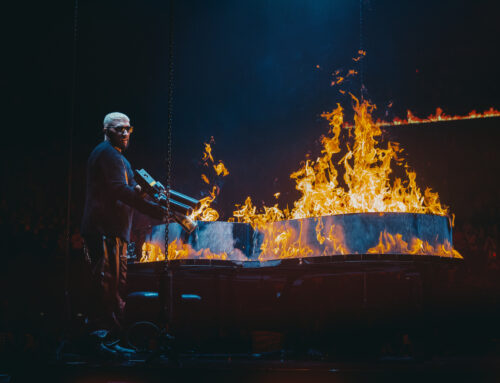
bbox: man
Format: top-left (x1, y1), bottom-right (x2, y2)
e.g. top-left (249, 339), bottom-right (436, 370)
top-left (81, 112), bottom-right (165, 353)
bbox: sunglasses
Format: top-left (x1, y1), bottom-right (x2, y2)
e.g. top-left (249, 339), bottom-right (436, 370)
top-left (109, 125), bottom-right (134, 134)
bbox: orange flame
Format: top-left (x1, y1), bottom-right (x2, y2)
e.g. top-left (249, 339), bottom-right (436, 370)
top-left (140, 95), bottom-right (467, 263)
top-left (378, 107), bottom-right (500, 126)
top-left (191, 140), bottom-right (230, 221)
top-left (257, 218), bottom-right (349, 261)
top-left (141, 241), bottom-right (228, 262)
top-left (190, 185), bottom-right (220, 222)
top-left (139, 54), bottom-right (485, 262)
top-left (259, 224), bottom-right (314, 261)
top-left (232, 96), bottom-right (448, 227)
top-left (214, 161), bottom-right (229, 176)
top-left (201, 142), bottom-right (214, 163)
top-left (352, 50), bottom-right (366, 62)
top-left (367, 231), bottom-right (462, 259)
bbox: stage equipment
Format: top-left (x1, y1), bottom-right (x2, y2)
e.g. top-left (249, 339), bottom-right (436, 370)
top-left (134, 169), bottom-right (199, 233)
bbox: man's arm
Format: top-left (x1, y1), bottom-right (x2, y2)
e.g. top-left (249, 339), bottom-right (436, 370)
top-left (99, 147), bottom-right (167, 220)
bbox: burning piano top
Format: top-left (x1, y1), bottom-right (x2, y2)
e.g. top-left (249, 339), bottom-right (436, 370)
top-left (137, 212), bottom-right (461, 264)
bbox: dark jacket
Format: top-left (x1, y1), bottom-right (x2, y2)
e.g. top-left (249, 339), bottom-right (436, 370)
top-left (81, 140), bottom-right (163, 242)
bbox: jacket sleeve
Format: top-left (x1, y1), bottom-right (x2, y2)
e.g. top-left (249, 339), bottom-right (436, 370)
top-left (98, 147), bottom-right (167, 220)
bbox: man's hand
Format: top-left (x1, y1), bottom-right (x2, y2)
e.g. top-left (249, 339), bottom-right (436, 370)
top-left (134, 185), bottom-right (149, 200)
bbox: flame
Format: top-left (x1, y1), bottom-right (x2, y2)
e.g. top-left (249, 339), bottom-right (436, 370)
top-left (232, 96), bottom-right (448, 227)
top-left (259, 224), bottom-right (313, 261)
top-left (190, 140), bottom-right (230, 221)
top-left (367, 231), bottom-right (462, 259)
top-left (214, 161), bottom-right (229, 176)
top-left (378, 107), bottom-right (500, 126)
top-left (331, 76), bottom-right (344, 86)
top-left (140, 94), bottom-right (469, 263)
top-left (201, 142), bottom-right (214, 162)
top-left (141, 241), bottom-right (228, 262)
top-left (138, 52), bottom-right (490, 262)
top-left (352, 50), bottom-right (366, 62)
top-left (230, 196), bottom-right (285, 229)
top-left (190, 185), bottom-right (220, 222)
top-left (315, 217), bottom-right (349, 256)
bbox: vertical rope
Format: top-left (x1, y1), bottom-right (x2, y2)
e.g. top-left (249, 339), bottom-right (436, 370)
top-left (64, 0), bottom-right (79, 323)
top-left (163, 0), bottom-right (175, 326)
top-left (359, 0), bottom-right (365, 99)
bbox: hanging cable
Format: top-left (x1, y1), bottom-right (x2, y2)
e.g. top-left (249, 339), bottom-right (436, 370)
top-left (64, 0), bottom-right (79, 323)
top-left (163, 0), bottom-right (175, 326)
top-left (359, 0), bottom-right (365, 99)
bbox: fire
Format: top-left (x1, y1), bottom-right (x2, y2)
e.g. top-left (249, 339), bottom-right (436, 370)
top-left (141, 241), bottom-right (228, 262)
top-left (232, 95), bottom-right (448, 227)
top-left (191, 140), bottom-right (230, 222)
top-left (190, 185), bottom-right (220, 222)
top-left (378, 107), bottom-right (500, 126)
top-left (257, 218), bottom-right (349, 261)
top-left (214, 161), bottom-right (229, 176)
top-left (138, 50), bottom-right (489, 262)
top-left (139, 94), bottom-right (471, 263)
top-left (352, 50), bottom-right (366, 62)
top-left (201, 142), bottom-right (214, 162)
top-left (367, 231), bottom-right (462, 259)
top-left (314, 218), bottom-right (349, 256)
top-left (259, 225), bottom-right (313, 261)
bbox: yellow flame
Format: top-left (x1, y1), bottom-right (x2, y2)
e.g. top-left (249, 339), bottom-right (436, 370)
top-left (190, 185), bottom-right (220, 222)
top-left (192, 141), bottom-right (230, 221)
top-left (141, 241), bottom-right (228, 262)
top-left (214, 161), bottom-right (229, 176)
top-left (202, 142), bottom-right (214, 163)
top-left (378, 107), bottom-right (500, 127)
top-left (352, 50), bottom-right (366, 62)
top-left (140, 95), bottom-right (466, 263)
top-left (232, 96), bottom-right (448, 227)
top-left (258, 224), bottom-right (313, 261)
top-left (140, 66), bottom-right (482, 262)
top-left (367, 231), bottom-right (462, 259)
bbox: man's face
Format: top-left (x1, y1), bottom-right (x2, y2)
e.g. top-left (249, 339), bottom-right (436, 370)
top-left (106, 119), bottom-right (133, 151)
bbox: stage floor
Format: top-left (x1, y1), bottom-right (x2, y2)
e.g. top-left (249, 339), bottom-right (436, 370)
top-left (4, 354), bottom-right (500, 383)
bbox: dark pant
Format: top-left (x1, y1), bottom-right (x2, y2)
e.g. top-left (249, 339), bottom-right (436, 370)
top-left (84, 235), bottom-right (128, 336)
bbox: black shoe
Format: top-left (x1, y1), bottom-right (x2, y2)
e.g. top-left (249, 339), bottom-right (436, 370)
top-left (105, 340), bottom-right (136, 355)
top-left (97, 341), bottom-right (119, 360)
